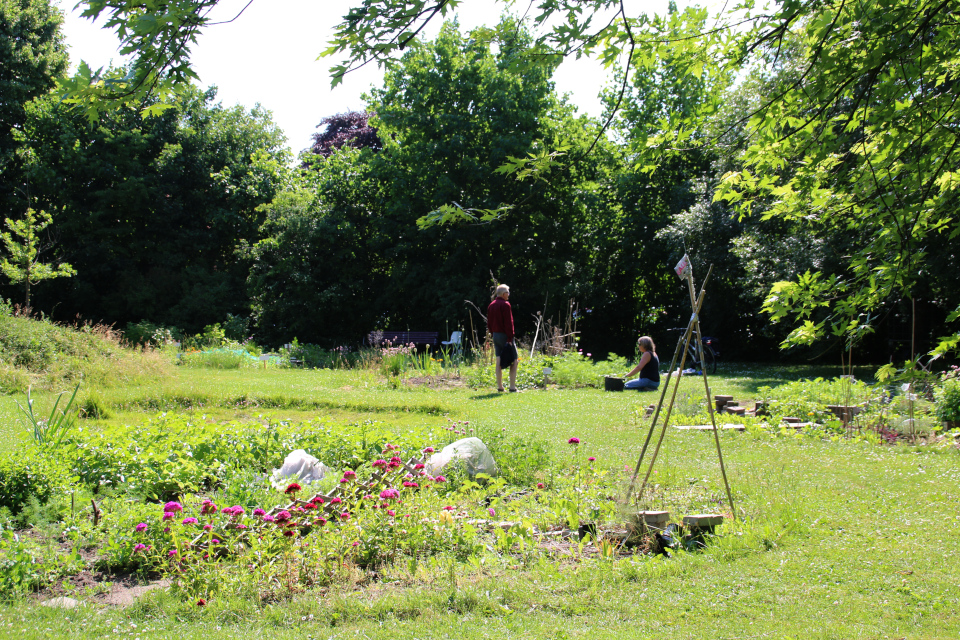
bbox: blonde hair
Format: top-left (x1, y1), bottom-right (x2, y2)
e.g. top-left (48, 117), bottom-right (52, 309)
top-left (638, 336), bottom-right (656, 352)
top-left (494, 284), bottom-right (510, 299)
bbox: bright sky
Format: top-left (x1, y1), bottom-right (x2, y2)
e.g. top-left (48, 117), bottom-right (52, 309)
top-left (58, 0), bottom-right (695, 155)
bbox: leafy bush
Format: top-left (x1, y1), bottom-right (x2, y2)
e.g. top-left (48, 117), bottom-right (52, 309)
top-left (0, 450), bottom-right (69, 518)
top-left (935, 370), bottom-right (960, 423)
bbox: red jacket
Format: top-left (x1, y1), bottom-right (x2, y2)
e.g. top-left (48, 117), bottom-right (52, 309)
top-left (487, 297), bottom-right (514, 342)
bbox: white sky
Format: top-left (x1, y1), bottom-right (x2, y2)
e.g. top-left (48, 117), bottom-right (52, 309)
top-left (58, 0), bottom-right (695, 155)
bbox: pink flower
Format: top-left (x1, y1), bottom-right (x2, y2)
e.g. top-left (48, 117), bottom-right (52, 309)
top-left (135, 522), bottom-right (148, 533)
top-left (434, 475), bottom-right (446, 483)
top-left (339, 478), bottom-right (348, 484)
top-left (402, 481), bottom-right (418, 488)
top-left (134, 543), bottom-right (148, 552)
top-left (423, 447), bottom-right (435, 454)
top-left (263, 515), bottom-right (276, 523)
top-left (163, 502), bottom-right (183, 513)
top-left (364, 494), bottom-right (374, 500)
top-left (283, 530), bottom-right (295, 537)
top-left (340, 512), bottom-right (351, 521)
top-left (200, 501), bottom-right (218, 516)
top-left (387, 510), bottom-right (396, 516)
top-left (211, 539), bottom-right (221, 544)
top-left (168, 549), bottom-right (178, 558)
top-left (163, 527), bottom-right (171, 534)
top-left (229, 505), bottom-right (245, 516)
top-left (568, 437), bottom-right (580, 445)
top-left (343, 469), bottom-right (357, 480)
top-left (274, 510), bottom-right (291, 522)
top-left (488, 508), bottom-right (496, 517)
top-left (253, 508), bottom-right (266, 517)
top-left (302, 503), bottom-right (316, 511)
top-left (203, 524), bottom-right (213, 531)
top-left (330, 497), bottom-right (342, 505)
top-left (414, 463), bottom-right (425, 470)
top-left (162, 512), bottom-right (174, 521)
top-left (442, 506), bottom-right (454, 511)
top-left (588, 457), bottom-right (596, 462)
top-left (352, 541), bottom-right (360, 547)
top-left (379, 488), bottom-right (399, 500)
top-left (311, 497), bottom-right (325, 505)
top-left (182, 517), bottom-right (198, 525)
top-left (536, 482), bottom-right (545, 489)
top-left (372, 459), bottom-right (387, 468)
top-left (314, 518), bottom-right (327, 526)
top-left (389, 456), bottom-right (403, 465)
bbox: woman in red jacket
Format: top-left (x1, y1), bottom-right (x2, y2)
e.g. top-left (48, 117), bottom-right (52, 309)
top-left (487, 284), bottom-right (518, 392)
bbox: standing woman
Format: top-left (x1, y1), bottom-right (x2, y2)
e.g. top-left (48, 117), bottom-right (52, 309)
top-left (624, 336), bottom-right (660, 391)
top-left (487, 284), bottom-right (518, 392)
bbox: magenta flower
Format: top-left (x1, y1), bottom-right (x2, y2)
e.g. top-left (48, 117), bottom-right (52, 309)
top-left (211, 539), bottom-right (221, 544)
top-left (283, 530), bottom-right (295, 537)
top-left (488, 508), bottom-right (496, 517)
top-left (330, 497), bottom-right (342, 505)
top-left (263, 515), bottom-right (276, 523)
top-left (163, 527), bottom-right (171, 534)
top-left (414, 463), bottom-right (425, 470)
top-left (434, 475), bottom-right (447, 483)
top-left (387, 509), bottom-right (396, 516)
top-left (372, 459), bottom-right (387, 468)
top-left (182, 517), bottom-right (198, 525)
top-left (339, 478), bottom-right (348, 484)
top-left (423, 447), bottom-right (435, 454)
top-left (200, 500), bottom-right (218, 515)
top-left (340, 512), bottom-right (351, 521)
top-left (402, 481), bottom-right (419, 488)
top-left (168, 549), bottom-right (178, 558)
top-left (162, 512), bottom-right (174, 521)
top-left (203, 524), bottom-right (213, 531)
top-left (134, 543), bottom-right (148, 552)
top-left (163, 502), bottom-right (183, 513)
top-left (588, 456), bottom-right (596, 462)
top-left (379, 488), bottom-right (399, 500)
top-left (568, 437), bottom-right (580, 445)
top-left (343, 469), bottom-right (357, 480)
top-left (284, 482), bottom-right (302, 495)
top-left (135, 522), bottom-right (148, 533)
top-left (311, 497), bottom-right (325, 505)
top-left (442, 505), bottom-right (454, 511)
top-left (314, 517), bottom-right (327, 527)
top-left (389, 456), bottom-right (403, 465)
top-left (274, 510), bottom-right (291, 522)
top-left (536, 482), bottom-right (545, 489)
top-left (253, 508), bottom-right (266, 517)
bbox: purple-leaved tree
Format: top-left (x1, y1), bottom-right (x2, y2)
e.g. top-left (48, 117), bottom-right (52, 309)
top-left (308, 111), bottom-right (382, 158)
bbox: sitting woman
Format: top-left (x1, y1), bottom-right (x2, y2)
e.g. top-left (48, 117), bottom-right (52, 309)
top-left (624, 336), bottom-right (660, 391)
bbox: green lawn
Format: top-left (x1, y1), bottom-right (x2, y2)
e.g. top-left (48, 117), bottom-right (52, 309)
top-left (3, 363), bottom-right (956, 639)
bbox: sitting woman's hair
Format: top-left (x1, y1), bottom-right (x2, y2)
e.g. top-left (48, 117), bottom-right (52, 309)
top-left (638, 336), bottom-right (656, 352)
top-left (493, 284), bottom-right (510, 299)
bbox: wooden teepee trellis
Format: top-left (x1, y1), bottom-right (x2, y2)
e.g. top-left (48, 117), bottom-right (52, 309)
top-left (623, 256), bottom-right (736, 519)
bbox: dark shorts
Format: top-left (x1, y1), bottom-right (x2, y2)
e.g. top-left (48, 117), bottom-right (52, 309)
top-left (492, 332), bottom-right (509, 357)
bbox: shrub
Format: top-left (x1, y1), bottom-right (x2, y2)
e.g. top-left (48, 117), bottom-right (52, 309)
top-left (935, 372), bottom-right (960, 423)
top-left (0, 450), bottom-right (68, 518)
top-left (123, 321), bottom-right (179, 347)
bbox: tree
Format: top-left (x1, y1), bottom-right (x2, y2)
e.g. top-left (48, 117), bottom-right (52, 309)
top-left (308, 111), bottom-right (382, 159)
top-left (249, 19), bottom-right (620, 347)
top-left (0, 0), bottom-right (68, 212)
top-left (16, 85), bottom-right (288, 329)
top-left (0, 207), bottom-right (75, 307)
